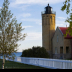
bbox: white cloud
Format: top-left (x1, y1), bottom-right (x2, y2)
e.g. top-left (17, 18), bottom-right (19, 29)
top-left (56, 20), bottom-right (65, 24)
top-left (39, 23), bottom-right (42, 25)
top-left (18, 5), bottom-right (30, 10)
top-left (57, 17), bottom-right (66, 20)
top-left (10, 0), bottom-right (65, 6)
top-left (56, 23), bottom-right (65, 26)
top-left (25, 32), bottom-right (42, 40)
top-left (56, 17), bottom-right (69, 27)
top-left (21, 18), bottom-right (41, 25)
top-left (17, 13), bottom-right (31, 18)
top-left (10, 2), bottom-right (30, 11)
top-left (36, 21), bottom-right (42, 25)
top-left (22, 26), bottom-right (33, 28)
top-left (21, 18), bottom-right (40, 22)
top-left (9, 0), bottom-right (65, 10)
top-left (56, 20), bottom-right (69, 28)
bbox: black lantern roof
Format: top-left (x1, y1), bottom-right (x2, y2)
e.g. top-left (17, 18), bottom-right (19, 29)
top-left (45, 4), bottom-right (52, 8)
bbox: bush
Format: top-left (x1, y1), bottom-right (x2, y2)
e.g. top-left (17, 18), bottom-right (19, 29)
top-left (21, 46), bottom-right (49, 58)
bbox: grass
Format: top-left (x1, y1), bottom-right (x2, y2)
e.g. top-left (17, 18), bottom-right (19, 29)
top-left (0, 59), bottom-right (49, 69)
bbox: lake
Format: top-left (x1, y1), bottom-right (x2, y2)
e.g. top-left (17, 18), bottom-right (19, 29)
top-left (14, 52), bottom-right (22, 57)
top-left (0, 52), bottom-right (22, 59)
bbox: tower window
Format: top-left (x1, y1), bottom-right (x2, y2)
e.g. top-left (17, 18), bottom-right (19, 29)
top-left (54, 16), bottom-right (55, 24)
top-left (50, 16), bottom-right (52, 18)
top-left (47, 18), bottom-right (49, 25)
top-left (51, 16), bottom-right (52, 23)
top-left (47, 16), bottom-right (48, 17)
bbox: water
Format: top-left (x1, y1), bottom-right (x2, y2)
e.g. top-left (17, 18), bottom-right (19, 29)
top-left (0, 52), bottom-right (22, 59)
top-left (14, 52), bottom-right (22, 57)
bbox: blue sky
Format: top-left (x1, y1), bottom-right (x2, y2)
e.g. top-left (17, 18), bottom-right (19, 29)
top-left (0, 0), bottom-right (72, 52)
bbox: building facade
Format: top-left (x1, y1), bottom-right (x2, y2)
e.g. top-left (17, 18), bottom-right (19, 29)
top-left (52, 27), bottom-right (72, 59)
top-left (42, 4), bottom-right (72, 59)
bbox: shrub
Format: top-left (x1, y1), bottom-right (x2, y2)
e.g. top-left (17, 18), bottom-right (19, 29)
top-left (21, 46), bottom-right (49, 58)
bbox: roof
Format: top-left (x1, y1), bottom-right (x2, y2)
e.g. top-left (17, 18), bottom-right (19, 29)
top-left (45, 4), bottom-right (52, 8)
top-left (58, 27), bottom-right (72, 39)
top-left (45, 6), bottom-right (52, 8)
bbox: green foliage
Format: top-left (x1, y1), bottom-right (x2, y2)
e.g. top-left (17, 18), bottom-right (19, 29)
top-left (61, 0), bottom-right (71, 14)
top-left (0, 0), bottom-right (27, 62)
top-left (64, 13), bottom-right (72, 36)
top-left (61, 0), bottom-right (72, 37)
top-left (21, 46), bottom-right (50, 58)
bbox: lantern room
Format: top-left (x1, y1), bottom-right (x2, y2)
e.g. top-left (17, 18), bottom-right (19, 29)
top-left (45, 4), bottom-right (52, 14)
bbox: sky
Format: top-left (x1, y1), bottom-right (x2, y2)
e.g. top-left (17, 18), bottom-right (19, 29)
top-left (0, 0), bottom-right (72, 52)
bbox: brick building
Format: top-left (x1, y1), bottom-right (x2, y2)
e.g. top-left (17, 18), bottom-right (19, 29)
top-left (42, 4), bottom-right (72, 59)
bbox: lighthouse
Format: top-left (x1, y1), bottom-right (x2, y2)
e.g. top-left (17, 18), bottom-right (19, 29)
top-left (42, 4), bottom-right (56, 57)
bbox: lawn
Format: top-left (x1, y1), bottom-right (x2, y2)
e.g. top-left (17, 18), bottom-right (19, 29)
top-left (0, 59), bottom-right (49, 69)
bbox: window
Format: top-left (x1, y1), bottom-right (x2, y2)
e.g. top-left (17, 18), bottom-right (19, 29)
top-left (57, 35), bottom-right (59, 42)
top-left (55, 47), bottom-right (57, 54)
top-left (47, 16), bottom-right (48, 17)
top-left (60, 47), bottom-right (63, 54)
top-left (53, 16), bottom-right (55, 24)
top-left (66, 47), bottom-right (69, 53)
top-left (47, 18), bottom-right (49, 25)
top-left (51, 16), bottom-right (52, 23)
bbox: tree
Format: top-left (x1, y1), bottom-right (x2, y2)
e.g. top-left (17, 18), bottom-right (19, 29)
top-left (0, 0), bottom-right (27, 69)
top-left (61, 0), bottom-right (72, 37)
top-left (21, 46), bottom-right (50, 58)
